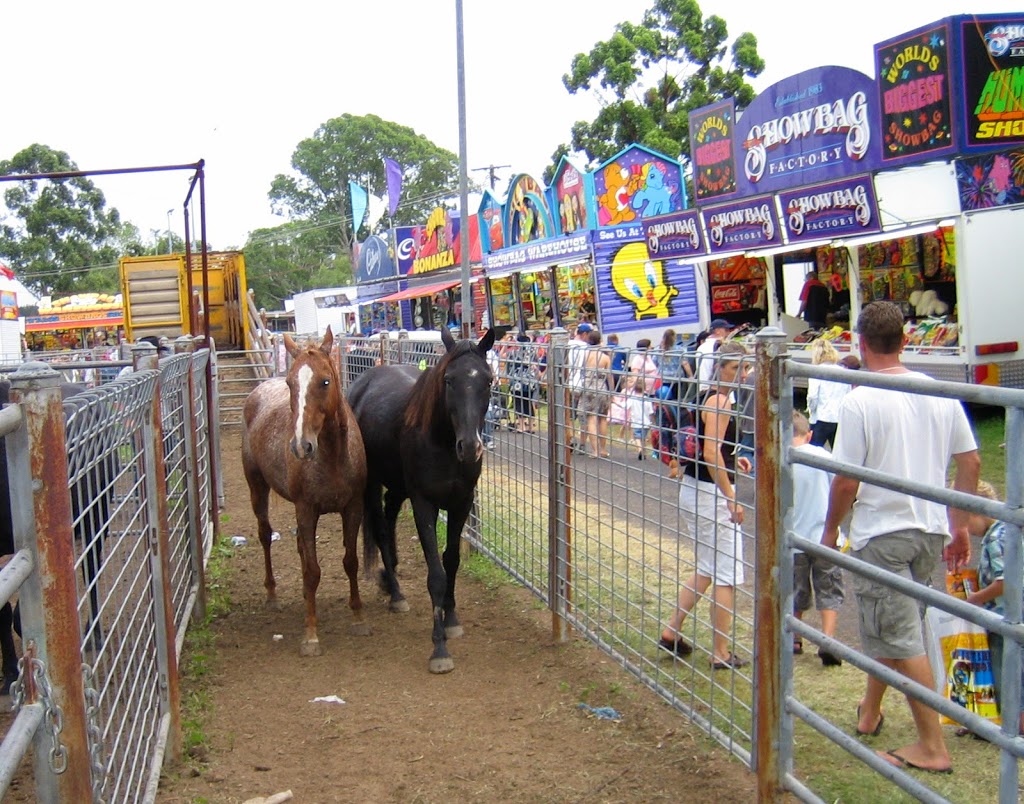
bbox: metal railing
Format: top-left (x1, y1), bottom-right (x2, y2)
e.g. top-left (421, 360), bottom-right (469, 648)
top-left (0, 343), bottom-right (217, 802)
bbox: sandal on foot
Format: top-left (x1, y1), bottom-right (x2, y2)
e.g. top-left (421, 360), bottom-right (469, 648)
top-left (711, 654), bottom-right (749, 670)
top-left (882, 749), bottom-right (953, 775)
top-left (793, 639), bottom-right (803, 655)
top-left (818, 648), bottom-right (842, 667)
top-left (856, 704), bottom-right (884, 737)
top-left (657, 636), bottom-right (693, 658)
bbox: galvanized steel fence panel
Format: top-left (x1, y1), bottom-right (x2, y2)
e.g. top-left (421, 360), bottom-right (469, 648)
top-left (0, 347), bottom-right (217, 803)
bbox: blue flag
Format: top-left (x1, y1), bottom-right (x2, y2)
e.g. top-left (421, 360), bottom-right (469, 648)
top-left (385, 158), bottom-right (402, 218)
top-left (349, 181), bottom-right (368, 233)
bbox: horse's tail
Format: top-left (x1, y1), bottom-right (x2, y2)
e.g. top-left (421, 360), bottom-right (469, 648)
top-left (361, 487), bottom-right (381, 579)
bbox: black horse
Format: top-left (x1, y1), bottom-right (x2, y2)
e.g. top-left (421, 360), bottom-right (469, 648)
top-left (0, 379), bottom-right (110, 692)
top-left (348, 328), bottom-right (495, 673)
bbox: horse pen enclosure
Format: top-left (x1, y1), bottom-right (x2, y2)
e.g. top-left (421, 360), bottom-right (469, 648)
top-left (0, 330), bottom-right (1021, 802)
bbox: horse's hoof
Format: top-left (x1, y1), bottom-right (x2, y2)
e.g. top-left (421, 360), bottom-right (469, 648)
top-left (266, 598), bottom-right (283, 612)
top-left (428, 656), bottom-right (455, 674)
top-left (390, 598), bottom-right (410, 613)
top-left (300, 640), bottom-right (322, 657)
top-left (445, 624), bottom-right (464, 639)
top-left (349, 622), bottom-right (372, 637)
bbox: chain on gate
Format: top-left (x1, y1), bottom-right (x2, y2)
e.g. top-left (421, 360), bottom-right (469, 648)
top-left (9, 645), bottom-right (68, 775)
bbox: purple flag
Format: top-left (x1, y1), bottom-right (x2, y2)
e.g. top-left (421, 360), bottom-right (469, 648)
top-left (385, 158), bottom-right (403, 218)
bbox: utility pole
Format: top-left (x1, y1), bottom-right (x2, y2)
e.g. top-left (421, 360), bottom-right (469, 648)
top-left (472, 164), bottom-right (511, 192)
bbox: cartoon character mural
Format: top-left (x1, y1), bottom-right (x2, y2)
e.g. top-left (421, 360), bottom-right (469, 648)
top-left (593, 145), bottom-right (685, 228)
top-left (551, 158), bottom-right (591, 235)
top-left (478, 191), bottom-right (505, 251)
top-left (505, 174), bottom-right (555, 245)
top-left (609, 241), bottom-right (679, 320)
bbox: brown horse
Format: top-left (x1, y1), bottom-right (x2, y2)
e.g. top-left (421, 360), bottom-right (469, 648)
top-left (241, 327), bottom-right (368, 656)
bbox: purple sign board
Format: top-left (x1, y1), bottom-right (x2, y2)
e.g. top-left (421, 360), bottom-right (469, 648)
top-left (874, 20), bottom-right (956, 167)
top-left (640, 210), bottom-right (708, 260)
top-left (736, 66), bottom-right (882, 197)
top-left (777, 175), bottom-right (881, 243)
top-left (690, 99), bottom-right (739, 202)
top-left (701, 195), bottom-right (782, 254)
top-left (957, 13), bottom-right (1024, 152)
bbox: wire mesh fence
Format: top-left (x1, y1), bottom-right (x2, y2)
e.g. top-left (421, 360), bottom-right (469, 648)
top-left (0, 346), bottom-right (216, 803)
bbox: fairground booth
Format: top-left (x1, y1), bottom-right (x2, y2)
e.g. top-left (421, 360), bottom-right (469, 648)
top-left (24, 293), bottom-right (124, 351)
top-left (638, 11), bottom-right (1024, 386)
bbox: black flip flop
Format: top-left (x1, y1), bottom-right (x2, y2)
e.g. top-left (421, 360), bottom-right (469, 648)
top-left (856, 705), bottom-right (884, 737)
top-left (883, 749), bottom-right (953, 775)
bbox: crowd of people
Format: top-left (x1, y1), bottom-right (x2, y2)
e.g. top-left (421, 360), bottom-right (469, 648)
top-left (486, 302), bottom-right (1013, 776)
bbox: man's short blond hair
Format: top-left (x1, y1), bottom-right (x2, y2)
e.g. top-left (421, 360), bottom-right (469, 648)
top-left (792, 410), bottom-right (811, 437)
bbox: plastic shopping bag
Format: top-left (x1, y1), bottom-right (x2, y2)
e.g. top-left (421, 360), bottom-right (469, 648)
top-left (924, 606), bottom-right (1000, 726)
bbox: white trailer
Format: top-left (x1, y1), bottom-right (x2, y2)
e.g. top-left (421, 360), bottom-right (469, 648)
top-left (291, 287), bottom-right (358, 338)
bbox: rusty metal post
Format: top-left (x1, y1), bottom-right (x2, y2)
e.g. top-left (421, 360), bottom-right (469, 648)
top-left (546, 329), bottom-right (571, 641)
top-left (181, 350), bottom-right (208, 624)
top-left (7, 363), bottom-right (92, 802)
top-left (142, 367), bottom-right (183, 764)
top-left (753, 327), bottom-right (790, 802)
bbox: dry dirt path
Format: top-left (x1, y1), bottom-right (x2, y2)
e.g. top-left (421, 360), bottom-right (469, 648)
top-left (157, 428), bottom-right (757, 803)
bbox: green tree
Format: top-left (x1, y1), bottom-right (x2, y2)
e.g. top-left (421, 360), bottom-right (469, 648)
top-left (243, 221), bottom-right (350, 311)
top-left (268, 113), bottom-right (462, 262)
top-left (0, 144), bottom-right (124, 295)
top-left (549, 0), bottom-right (764, 180)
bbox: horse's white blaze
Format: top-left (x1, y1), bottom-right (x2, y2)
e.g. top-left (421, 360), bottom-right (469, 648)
top-left (294, 364), bottom-right (314, 445)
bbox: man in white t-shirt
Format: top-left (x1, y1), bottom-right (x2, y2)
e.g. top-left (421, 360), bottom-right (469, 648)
top-left (696, 319), bottom-right (735, 389)
top-left (822, 301), bottom-right (979, 775)
top-left (565, 322), bottom-right (592, 449)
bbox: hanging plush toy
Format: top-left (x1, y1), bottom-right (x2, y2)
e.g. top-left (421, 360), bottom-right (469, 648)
top-left (909, 289), bottom-right (949, 317)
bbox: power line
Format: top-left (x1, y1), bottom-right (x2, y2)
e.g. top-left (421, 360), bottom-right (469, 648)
top-left (471, 164), bottom-right (511, 192)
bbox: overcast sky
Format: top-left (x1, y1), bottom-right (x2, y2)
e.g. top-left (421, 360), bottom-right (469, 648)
top-left (4, 1), bottom-right (1019, 251)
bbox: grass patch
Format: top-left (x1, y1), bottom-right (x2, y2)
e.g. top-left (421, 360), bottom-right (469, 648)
top-left (178, 533), bottom-right (235, 765)
top-left (971, 405), bottom-right (1006, 496)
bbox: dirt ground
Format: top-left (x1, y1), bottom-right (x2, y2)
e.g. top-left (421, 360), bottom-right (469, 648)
top-left (157, 428), bottom-right (758, 803)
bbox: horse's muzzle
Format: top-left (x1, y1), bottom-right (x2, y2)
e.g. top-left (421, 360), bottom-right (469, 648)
top-left (290, 437), bottom-right (318, 460)
top-left (455, 437), bottom-right (482, 463)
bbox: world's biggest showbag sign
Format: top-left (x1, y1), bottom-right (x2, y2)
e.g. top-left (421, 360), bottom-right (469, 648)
top-left (735, 66), bottom-right (883, 198)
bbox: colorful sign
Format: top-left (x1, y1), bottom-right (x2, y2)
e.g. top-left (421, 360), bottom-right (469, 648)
top-left (0, 290), bottom-right (17, 321)
top-left (875, 20), bottom-right (956, 166)
top-left (592, 144), bottom-right (685, 227)
top-left (505, 174), bottom-right (555, 245)
top-left (701, 195), bottom-right (781, 254)
top-left (409, 208), bottom-right (481, 275)
top-left (551, 159), bottom-right (591, 235)
top-left (958, 13), bottom-right (1024, 151)
top-left (956, 146), bottom-right (1024, 210)
top-left (777, 175), bottom-right (881, 243)
top-left (690, 99), bottom-right (738, 201)
top-left (25, 308), bottom-right (124, 332)
top-left (481, 232), bottom-right (590, 273)
top-left (640, 210), bottom-right (708, 260)
top-left (737, 66), bottom-right (882, 197)
top-left (592, 239), bottom-right (699, 331)
top-left (355, 233), bottom-right (397, 283)
top-left (478, 192), bottom-right (504, 252)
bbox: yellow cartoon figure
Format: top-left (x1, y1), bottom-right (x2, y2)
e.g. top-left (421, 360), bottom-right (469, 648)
top-left (610, 242), bottom-right (679, 320)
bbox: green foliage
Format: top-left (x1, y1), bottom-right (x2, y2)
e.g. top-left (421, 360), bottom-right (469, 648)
top-left (243, 220), bottom-right (352, 311)
top-left (268, 113), bottom-right (461, 254)
top-left (0, 144), bottom-right (125, 295)
top-left (549, 0), bottom-right (764, 177)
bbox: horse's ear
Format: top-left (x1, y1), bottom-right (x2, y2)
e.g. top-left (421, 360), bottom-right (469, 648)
top-left (477, 328), bottom-right (496, 353)
top-left (441, 327), bottom-right (456, 352)
top-left (321, 326), bottom-right (334, 355)
top-left (284, 333), bottom-right (301, 358)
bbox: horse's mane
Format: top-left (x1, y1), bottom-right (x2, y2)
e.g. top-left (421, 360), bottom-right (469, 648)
top-left (404, 341), bottom-right (476, 432)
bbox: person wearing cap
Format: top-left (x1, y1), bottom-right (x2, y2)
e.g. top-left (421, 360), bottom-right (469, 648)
top-left (696, 319), bottom-right (736, 389)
